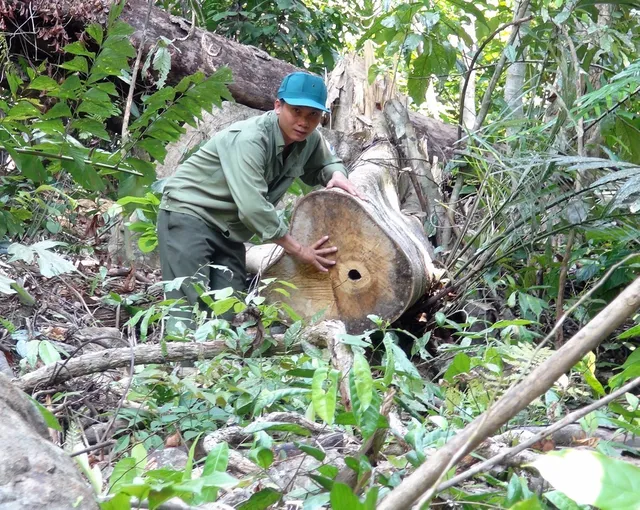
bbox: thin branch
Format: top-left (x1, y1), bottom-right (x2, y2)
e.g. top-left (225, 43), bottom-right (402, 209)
top-left (473, 0), bottom-right (532, 133)
top-left (69, 440), bottom-right (116, 458)
top-left (437, 376), bottom-right (640, 492)
top-left (457, 11), bottom-right (534, 140)
top-left (576, 84), bottom-right (640, 141)
top-left (0, 146), bottom-right (143, 176)
top-left (378, 274), bottom-right (640, 510)
top-left (121, 0), bottom-right (154, 146)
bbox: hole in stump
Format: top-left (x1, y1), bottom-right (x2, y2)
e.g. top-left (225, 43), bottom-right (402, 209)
top-left (348, 269), bottom-right (361, 281)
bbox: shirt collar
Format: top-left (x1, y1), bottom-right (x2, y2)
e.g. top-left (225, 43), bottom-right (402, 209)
top-left (268, 110), bottom-right (307, 156)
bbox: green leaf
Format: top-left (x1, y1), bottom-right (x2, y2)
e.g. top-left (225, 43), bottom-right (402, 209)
top-left (43, 102), bottom-right (72, 119)
top-left (251, 447), bottom-right (274, 469)
top-left (27, 395), bottom-right (62, 431)
top-left (109, 457), bottom-right (138, 494)
top-left (237, 487), bottom-right (282, 510)
top-left (384, 333), bottom-right (421, 380)
top-left (508, 497), bottom-right (544, 509)
top-left (492, 319), bottom-right (535, 328)
top-left (59, 56), bottom-right (89, 74)
top-left (62, 158), bottom-right (105, 192)
top-left (38, 339), bottom-right (61, 365)
top-left (543, 490), bottom-right (588, 510)
top-left (35, 119), bottom-right (65, 136)
top-left (296, 443), bottom-right (326, 461)
top-left (312, 367), bottom-right (339, 425)
top-left (619, 324), bottom-right (640, 340)
top-left (444, 353), bottom-right (471, 383)
top-left (6, 71), bottom-right (23, 97)
top-left (7, 101), bottom-right (41, 120)
top-left (28, 76), bottom-right (59, 92)
top-left (6, 150), bottom-right (47, 182)
top-left (243, 421), bottom-right (312, 436)
top-left (138, 138), bottom-right (168, 162)
top-left (353, 352), bottom-right (373, 411)
top-left (63, 41), bottom-right (95, 58)
top-left (86, 23), bottom-right (104, 45)
top-left (532, 449), bottom-right (640, 510)
top-left (72, 118), bottom-right (111, 141)
top-left (330, 482), bottom-right (362, 510)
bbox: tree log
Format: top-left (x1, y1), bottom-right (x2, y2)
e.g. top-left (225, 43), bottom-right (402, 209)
top-left (10, 0), bottom-right (300, 111)
top-left (252, 142), bottom-right (438, 333)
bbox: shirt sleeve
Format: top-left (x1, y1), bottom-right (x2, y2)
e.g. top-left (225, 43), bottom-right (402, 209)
top-left (216, 132), bottom-right (289, 242)
top-left (300, 132), bottom-right (348, 187)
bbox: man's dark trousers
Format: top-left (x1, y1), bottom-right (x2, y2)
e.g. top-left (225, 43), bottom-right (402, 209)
top-left (157, 210), bottom-right (247, 327)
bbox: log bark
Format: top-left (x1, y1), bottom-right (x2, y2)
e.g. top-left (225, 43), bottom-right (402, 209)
top-left (11, 0), bottom-right (300, 111)
top-left (16, 320), bottom-right (342, 392)
top-left (327, 53), bottom-right (459, 167)
top-left (252, 142), bottom-right (438, 333)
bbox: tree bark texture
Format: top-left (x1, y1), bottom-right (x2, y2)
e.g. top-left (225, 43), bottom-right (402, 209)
top-left (327, 54), bottom-right (459, 166)
top-left (251, 142), bottom-right (438, 333)
top-left (9, 0), bottom-right (300, 111)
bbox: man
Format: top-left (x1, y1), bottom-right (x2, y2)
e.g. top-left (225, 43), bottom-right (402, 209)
top-left (158, 72), bottom-right (363, 325)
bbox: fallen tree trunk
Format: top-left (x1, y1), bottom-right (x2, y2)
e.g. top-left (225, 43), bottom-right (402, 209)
top-left (16, 338), bottom-right (293, 393)
top-left (10, 0), bottom-right (300, 111)
top-left (249, 142), bottom-right (438, 333)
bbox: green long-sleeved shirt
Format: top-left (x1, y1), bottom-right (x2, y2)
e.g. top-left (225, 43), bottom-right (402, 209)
top-left (160, 111), bottom-right (347, 242)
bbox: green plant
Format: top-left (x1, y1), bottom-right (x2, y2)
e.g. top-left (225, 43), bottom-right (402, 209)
top-left (202, 0), bottom-right (364, 73)
top-left (0, 0), bottom-right (232, 241)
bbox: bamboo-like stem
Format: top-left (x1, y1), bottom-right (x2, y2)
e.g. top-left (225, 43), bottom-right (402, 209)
top-left (0, 146), bottom-right (143, 176)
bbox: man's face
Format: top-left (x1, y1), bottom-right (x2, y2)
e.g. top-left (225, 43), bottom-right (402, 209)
top-left (274, 99), bottom-right (323, 145)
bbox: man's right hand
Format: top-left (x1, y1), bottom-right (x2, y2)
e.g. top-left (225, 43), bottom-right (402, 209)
top-left (275, 234), bottom-right (337, 272)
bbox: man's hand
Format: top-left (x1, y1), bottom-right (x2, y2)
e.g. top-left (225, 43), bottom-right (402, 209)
top-left (274, 234), bottom-right (337, 272)
top-left (326, 171), bottom-right (366, 200)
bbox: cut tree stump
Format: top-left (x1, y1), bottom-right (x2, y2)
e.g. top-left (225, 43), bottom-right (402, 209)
top-left (248, 142), bottom-right (438, 333)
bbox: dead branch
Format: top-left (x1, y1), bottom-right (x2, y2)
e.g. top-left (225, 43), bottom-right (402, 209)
top-left (378, 276), bottom-right (640, 510)
top-left (16, 337), bottom-right (300, 393)
top-left (439, 376), bottom-right (640, 492)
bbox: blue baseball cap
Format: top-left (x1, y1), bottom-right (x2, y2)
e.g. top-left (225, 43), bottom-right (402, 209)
top-left (277, 72), bottom-right (329, 112)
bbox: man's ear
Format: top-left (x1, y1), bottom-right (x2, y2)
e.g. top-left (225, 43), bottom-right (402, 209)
top-left (274, 99), bottom-right (283, 114)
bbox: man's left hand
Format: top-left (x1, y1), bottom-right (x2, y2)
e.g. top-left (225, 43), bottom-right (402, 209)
top-left (326, 171), bottom-right (367, 200)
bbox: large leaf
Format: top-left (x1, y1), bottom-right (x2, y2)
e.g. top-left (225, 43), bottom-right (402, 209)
top-left (6, 150), bottom-right (47, 183)
top-left (352, 352), bottom-right (374, 411)
top-left (312, 367), bottom-right (339, 425)
top-left (237, 487), bottom-right (282, 510)
top-left (407, 40), bottom-right (455, 105)
top-left (531, 449), bottom-right (640, 510)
